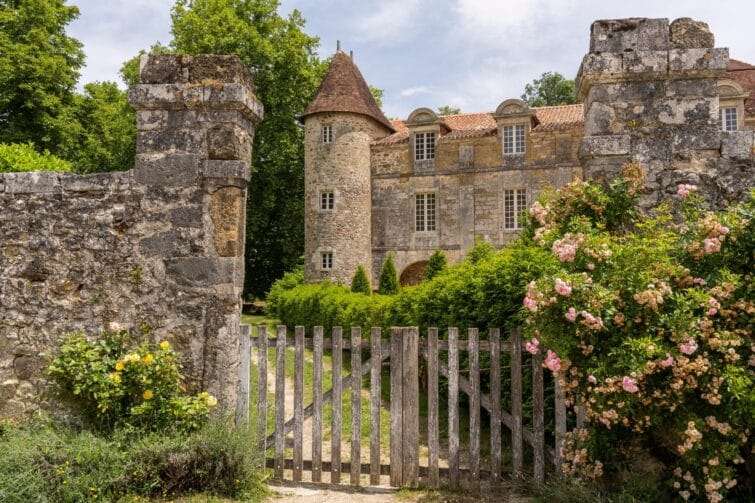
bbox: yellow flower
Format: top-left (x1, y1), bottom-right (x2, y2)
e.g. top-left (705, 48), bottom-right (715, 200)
top-left (115, 361), bottom-right (125, 371)
top-left (109, 373), bottom-right (121, 385)
top-left (142, 353), bottom-right (154, 365)
top-left (143, 390), bottom-right (154, 400)
top-left (124, 353), bottom-right (139, 364)
top-left (160, 341), bottom-right (170, 350)
top-left (205, 394), bottom-right (217, 407)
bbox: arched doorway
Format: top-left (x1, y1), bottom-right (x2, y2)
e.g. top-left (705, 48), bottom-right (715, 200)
top-left (399, 261), bottom-right (429, 286)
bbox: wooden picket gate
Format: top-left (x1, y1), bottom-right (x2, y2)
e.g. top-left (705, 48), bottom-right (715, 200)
top-left (236, 325), bottom-right (584, 489)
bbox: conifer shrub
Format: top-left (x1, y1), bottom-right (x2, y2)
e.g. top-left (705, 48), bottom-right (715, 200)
top-left (350, 265), bottom-right (372, 294)
top-left (378, 253), bottom-right (399, 295)
top-left (424, 249), bottom-right (447, 280)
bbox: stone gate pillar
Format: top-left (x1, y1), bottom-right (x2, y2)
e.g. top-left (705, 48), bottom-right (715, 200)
top-left (575, 18), bottom-right (752, 207)
top-left (128, 54), bottom-right (263, 409)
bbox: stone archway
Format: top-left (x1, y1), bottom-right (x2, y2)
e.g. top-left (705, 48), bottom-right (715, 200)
top-left (399, 261), bottom-right (429, 286)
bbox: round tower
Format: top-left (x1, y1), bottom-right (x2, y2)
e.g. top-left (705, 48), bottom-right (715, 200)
top-left (300, 50), bottom-right (394, 285)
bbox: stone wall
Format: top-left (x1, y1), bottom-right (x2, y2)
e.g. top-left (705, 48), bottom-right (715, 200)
top-left (577, 17), bottom-right (754, 207)
top-left (0, 54), bottom-right (263, 418)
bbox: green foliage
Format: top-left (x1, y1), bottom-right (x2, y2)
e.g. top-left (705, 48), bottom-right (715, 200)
top-left (0, 142), bottom-right (72, 172)
top-left (46, 331), bottom-right (217, 432)
top-left (0, 418), bottom-right (265, 501)
top-left (0, 0), bottom-right (84, 155)
top-left (378, 253), bottom-right (399, 295)
top-left (521, 71), bottom-right (577, 107)
top-left (465, 239), bottom-right (495, 264)
top-left (425, 250), bottom-right (447, 281)
top-left (369, 85), bottom-right (384, 109)
top-left (437, 105), bottom-right (461, 116)
top-left (265, 265), bottom-right (304, 315)
top-left (165, 0), bottom-right (328, 299)
top-left (524, 177), bottom-right (754, 501)
top-left (66, 82), bottom-right (136, 173)
top-left (350, 265), bottom-right (371, 294)
top-left (269, 281), bottom-right (392, 334)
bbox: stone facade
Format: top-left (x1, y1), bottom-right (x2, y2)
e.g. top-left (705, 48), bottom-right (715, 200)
top-left (304, 17), bottom-right (754, 286)
top-left (0, 54), bottom-right (263, 418)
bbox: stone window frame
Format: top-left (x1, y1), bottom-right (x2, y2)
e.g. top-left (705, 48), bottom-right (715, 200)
top-left (717, 79), bottom-right (747, 133)
top-left (415, 192), bottom-right (437, 233)
top-left (720, 107), bottom-right (738, 132)
top-left (319, 190), bottom-right (335, 211)
top-left (406, 108), bottom-right (441, 172)
top-left (321, 251), bottom-right (334, 270)
top-left (503, 124), bottom-right (526, 155)
top-left (414, 131), bottom-right (437, 161)
top-left (322, 124), bottom-right (334, 144)
top-left (503, 188), bottom-right (527, 231)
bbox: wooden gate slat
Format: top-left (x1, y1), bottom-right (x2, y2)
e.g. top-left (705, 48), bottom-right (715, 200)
top-left (490, 328), bottom-right (501, 483)
top-left (469, 328), bottom-right (480, 488)
top-left (554, 374), bottom-right (567, 474)
top-left (389, 327), bottom-right (403, 486)
top-left (369, 327), bottom-right (382, 485)
top-left (402, 327), bottom-right (419, 488)
top-left (331, 327), bottom-right (343, 484)
top-left (256, 325), bottom-right (268, 450)
top-left (350, 328), bottom-right (362, 486)
top-left (448, 327), bottom-right (460, 489)
top-left (532, 350), bottom-right (545, 483)
top-left (312, 326), bottom-right (324, 483)
top-left (427, 328), bottom-right (439, 489)
top-left (237, 324), bottom-right (251, 428)
top-left (274, 325), bottom-right (287, 479)
top-left (511, 327), bottom-right (523, 477)
top-left (293, 326), bottom-right (304, 482)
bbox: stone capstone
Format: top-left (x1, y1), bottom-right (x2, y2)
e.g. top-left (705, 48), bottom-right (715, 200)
top-left (670, 17), bottom-right (715, 49)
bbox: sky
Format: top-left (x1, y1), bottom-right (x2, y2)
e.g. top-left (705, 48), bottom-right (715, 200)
top-left (69, 0), bottom-right (755, 119)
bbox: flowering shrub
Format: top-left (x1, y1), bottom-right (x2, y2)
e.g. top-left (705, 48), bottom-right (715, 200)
top-left (46, 331), bottom-right (216, 432)
top-left (523, 166), bottom-right (753, 501)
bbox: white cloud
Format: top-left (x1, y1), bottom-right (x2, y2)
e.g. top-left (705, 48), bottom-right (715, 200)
top-left (400, 86), bottom-right (431, 97)
top-left (352, 0), bottom-right (422, 44)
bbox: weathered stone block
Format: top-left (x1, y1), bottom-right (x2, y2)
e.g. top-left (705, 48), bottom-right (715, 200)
top-left (670, 18), bottom-right (714, 49)
top-left (668, 48), bottom-right (728, 77)
top-left (622, 51), bottom-right (668, 74)
top-left (589, 18), bottom-right (669, 53)
top-left (673, 126), bottom-right (721, 157)
top-left (129, 83), bottom-right (204, 110)
top-left (658, 97), bottom-right (716, 125)
top-left (666, 79), bottom-right (717, 98)
top-left (202, 160), bottom-right (250, 182)
top-left (210, 187), bottom-right (245, 257)
top-left (579, 135), bottom-right (630, 158)
top-left (170, 207), bottom-right (203, 228)
top-left (137, 128), bottom-right (206, 154)
top-left (188, 54), bottom-right (254, 87)
top-left (4, 172), bottom-right (60, 194)
top-left (134, 153), bottom-right (200, 187)
top-left (139, 54), bottom-right (190, 84)
top-left (207, 124), bottom-right (252, 161)
top-left (165, 257), bottom-right (234, 286)
top-left (584, 101), bottom-right (617, 135)
top-left (139, 230), bottom-right (191, 257)
top-left (721, 131), bottom-right (755, 160)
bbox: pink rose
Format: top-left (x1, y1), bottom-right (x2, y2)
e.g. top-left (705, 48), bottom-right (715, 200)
top-left (703, 238), bottom-right (721, 254)
top-left (680, 340), bottom-right (698, 355)
top-left (544, 349), bottom-right (561, 373)
top-left (660, 354), bottom-right (674, 368)
top-left (554, 278), bottom-right (572, 297)
top-left (588, 375), bottom-right (597, 384)
top-left (586, 263), bottom-right (595, 271)
top-left (525, 337), bottom-right (539, 355)
top-left (677, 184), bottom-right (698, 199)
top-left (718, 226), bottom-right (729, 235)
top-left (622, 376), bottom-right (639, 393)
top-left (565, 307), bottom-right (578, 322)
top-left (707, 308), bottom-right (718, 316)
top-left (523, 296), bottom-right (537, 313)
top-left (692, 277), bottom-right (706, 286)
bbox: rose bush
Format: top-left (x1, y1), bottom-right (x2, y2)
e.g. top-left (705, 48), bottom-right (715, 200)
top-left (523, 165), bottom-right (753, 501)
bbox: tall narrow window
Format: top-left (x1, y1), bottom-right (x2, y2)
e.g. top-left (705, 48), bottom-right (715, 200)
top-left (321, 252), bottom-right (333, 270)
top-left (322, 125), bottom-right (333, 143)
top-left (415, 132), bottom-right (437, 161)
top-left (503, 189), bottom-right (527, 230)
top-left (503, 124), bottom-right (526, 154)
top-left (720, 107), bottom-right (738, 131)
top-left (415, 193), bottom-right (436, 232)
top-left (320, 191), bottom-right (334, 210)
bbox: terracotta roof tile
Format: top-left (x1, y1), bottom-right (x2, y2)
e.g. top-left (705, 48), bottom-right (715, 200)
top-left (301, 52), bottom-right (395, 132)
top-left (724, 58), bottom-right (755, 118)
top-left (372, 104), bottom-right (584, 146)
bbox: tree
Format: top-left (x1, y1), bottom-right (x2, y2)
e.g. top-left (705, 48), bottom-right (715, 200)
top-left (521, 72), bottom-right (577, 107)
top-left (0, 0), bottom-right (85, 155)
top-left (377, 254), bottom-right (399, 295)
top-left (350, 265), bottom-right (371, 294)
top-left (65, 82), bottom-right (136, 173)
top-left (166, 0), bottom-right (328, 298)
top-left (424, 250), bottom-right (447, 281)
top-left (437, 105), bottom-right (460, 116)
top-left (369, 86), bottom-right (384, 109)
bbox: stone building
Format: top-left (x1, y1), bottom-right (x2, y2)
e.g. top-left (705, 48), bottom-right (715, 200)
top-left (301, 18), bottom-right (755, 286)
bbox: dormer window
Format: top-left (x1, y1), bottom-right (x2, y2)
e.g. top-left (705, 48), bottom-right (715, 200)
top-left (720, 107), bottom-right (738, 131)
top-left (322, 125), bottom-right (333, 143)
top-left (503, 124), bottom-right (526, 155)
top-left (415, 132), bottom-right (436, 161)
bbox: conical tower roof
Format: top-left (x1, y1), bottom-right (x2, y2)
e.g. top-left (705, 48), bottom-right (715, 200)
top-left (301, 51), bottom-right (395, 133)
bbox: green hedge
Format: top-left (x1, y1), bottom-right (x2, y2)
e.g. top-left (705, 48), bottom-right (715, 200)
top-left (0, 142), bottom-right (72, 173)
